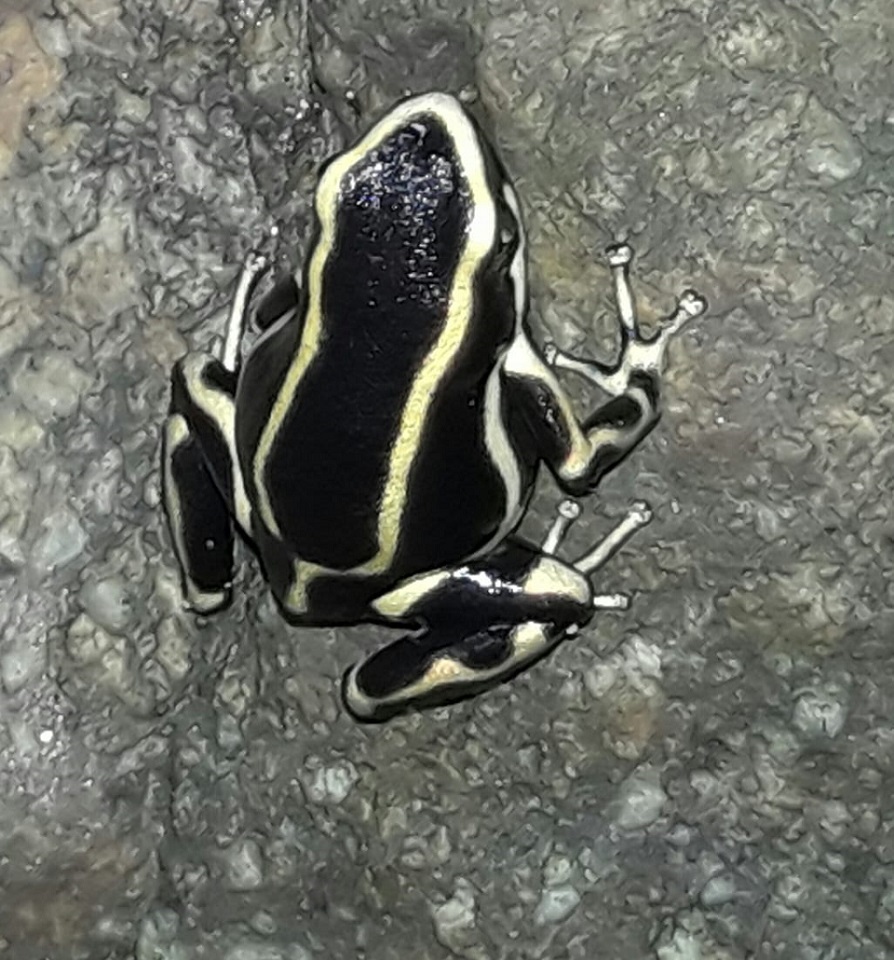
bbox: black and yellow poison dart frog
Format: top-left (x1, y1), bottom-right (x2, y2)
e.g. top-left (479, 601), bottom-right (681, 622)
top-left (161, 92), bottom-right (706, 721)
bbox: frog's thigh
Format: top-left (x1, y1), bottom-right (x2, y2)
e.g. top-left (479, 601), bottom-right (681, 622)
top-left (343, 546), bottom-right (594, 722)
top-left (162, 354), bottom-right (244, 613)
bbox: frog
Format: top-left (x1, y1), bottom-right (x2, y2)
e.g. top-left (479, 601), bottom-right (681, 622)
top-left (161, 92), bottom-right (706, 722)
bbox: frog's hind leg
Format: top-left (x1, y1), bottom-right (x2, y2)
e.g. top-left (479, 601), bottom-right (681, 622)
top-left (161, 253), bottom-right (264, 612)
top-left (343, 500), bottom-right (652, 722)
top-left (162, 408), bottom-right (235, 613)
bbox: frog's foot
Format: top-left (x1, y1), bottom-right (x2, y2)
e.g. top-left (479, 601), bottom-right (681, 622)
top-left (221, 250), bottom-right (271, 373)
top-left (543, 244), bottom-right (707, 397)
top-left (162, 350), bottom-right (256, 613)
top-left (342, 499), bottom-right (650, 722)
top-left (547, 497), bottom-right (652, 610)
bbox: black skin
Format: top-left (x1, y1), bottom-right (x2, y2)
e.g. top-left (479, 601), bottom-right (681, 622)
top-left (161, 95), bottom-right (703, 721)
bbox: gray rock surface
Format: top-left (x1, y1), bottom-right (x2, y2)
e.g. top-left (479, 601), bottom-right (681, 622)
top-left (1, 0), bottom-right (892, 957)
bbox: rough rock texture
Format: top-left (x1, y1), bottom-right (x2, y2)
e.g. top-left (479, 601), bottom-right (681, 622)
top-left (1, 1), bottom-right (892, 958)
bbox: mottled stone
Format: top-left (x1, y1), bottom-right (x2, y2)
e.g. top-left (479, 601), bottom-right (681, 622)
top-left (224, 942), bottom-right (311, 960)
top-left (614, 769), bottom-right (667, 830)
top-left (0, 632), bottom-right (46, 694)
top-left (793, 685), bottom-right (848, 739)
top-left (799, 96), bottom-right (863, 183)
top-left (302, 760), bottom-right (359, 805)
top-left (135, 909), bottom-right (187, 960)
top-left (701, 874), bottom-right (737, 907)
top-left (534, 885), bottom-right (581, 925)
top-left (431, 878), bottom-right (477, 953)
top-left (0, 404), bottom-right (43, 452)
top-left (80, 576), bottom-right (131, 634)
top-left (67, 0), bottom-right (122, 28)
top-left (657, 928), bottom-right (703, 960)
top-left (222, 838), bottom-right (265, 892)
top-left (29, 507), bottom-right (89, 574)
top-left (0, 447), bottom-right (31, 565)
top-left (0, 271), bottom-right (43, 361)
top-left (728, 90), bottom-right (807, 192)
top-left (154, 616), bottom-right (191, 683)
top-left (0, 14), bottom-right (62, 177)
top-left (10, 351), bottom-right (93, 421)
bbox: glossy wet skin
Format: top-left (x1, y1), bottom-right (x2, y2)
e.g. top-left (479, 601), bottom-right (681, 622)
top-left (161, 92), bottom-right (706, 721)
top-left (239, 105), bottom-right (523, 590)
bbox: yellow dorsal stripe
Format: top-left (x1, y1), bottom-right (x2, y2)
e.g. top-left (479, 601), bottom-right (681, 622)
top-left (252, 94), bottom-right (496, 575)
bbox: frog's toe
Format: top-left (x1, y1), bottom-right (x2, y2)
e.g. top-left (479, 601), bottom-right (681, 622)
top-left (679, 289), bottom-right (708, 318)
top-left (606, 243), bottom-right (633, 267)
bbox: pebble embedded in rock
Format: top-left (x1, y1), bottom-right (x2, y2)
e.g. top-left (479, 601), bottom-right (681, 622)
top-left (0, 635), bottom-right (46, 694)
top-left (30, 508), bottom-right (88, 574)
top-left (793, 687), bottom-right (847, 739)
top-left (534, 885), bottom-right (581, 925)
top-left (700, 874), bottom-right (736, 907)
top-left (10, 351), bottom-right (93, 421)
top-left (303, 761), bottom-right (359, 804)
top-left (431, 878), bottom-right (477, 951)
top-left (800, 96), bottom-right (863, 183)
top-left (80, 576), bottom-right (131, 633)
top-left (614, 771), bottom-right (667, 830)
top-left (222, 838), bottom-right (265, 892)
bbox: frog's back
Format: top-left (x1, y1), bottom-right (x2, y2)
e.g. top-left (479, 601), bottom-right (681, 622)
top-left (237, 94), bottom-right (527, 579)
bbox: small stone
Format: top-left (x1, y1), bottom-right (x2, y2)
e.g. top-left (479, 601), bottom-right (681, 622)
top-left (543, 854), bottom-right (573, 886)
top-left (80, 576), bottom-right (131, 633)
top-left (249, 911), bottom-right (277, 936)
top-left (217, 713), bottom-right (244, 752)
top-left (223, 944), bottom-right (284, 960)
top-left (614, 769), bottom-right (667, 830)
top-left (66, 613), bottom-right (113, 664)
top-left (657, 929), bottom-right (702, 960)
top-left (155, 617), bottom-right (190, 682)
top-left (0, 284), bottom-right (42, 361)
top-left (431, 879), bottom-right (477, 952)
top-left (30, 508), bottom-right (88, 574)
top-left (32, 17), bottom-right (73, 60)
top-left (135, 909), bottom-right (185, 960)
top-left (0, 447), bottom-right (32, 563)
top-left (533, 885), bottom-right (581, 925)
top-left (0, 14), bottom-right (62, 177)
top-left (68, 0), bottom-right (122, 28)
top-left (800, 96), bottom-right (863, 183)
top-left (583, 662), bottom-right (617, 699)
top-left (700, 874), bottom-right (736, 907)
top-left (303, 760), bottom-right (359, 804)
top-left (0, 405), bottom-right (43, 451)
top-left (115, 88), bottom-right (151, 126)
top-left (222, 838), bottom-right (265, 891)
top-left (0, 634), bottom-right (46, 693)
top-left (793, 686), bottom-right (847, 739)
top-left (11, 351), bottom-right (93, 420)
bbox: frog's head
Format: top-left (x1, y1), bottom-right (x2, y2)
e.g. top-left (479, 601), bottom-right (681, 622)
top-left (313, 93), bottom-right (526, 353)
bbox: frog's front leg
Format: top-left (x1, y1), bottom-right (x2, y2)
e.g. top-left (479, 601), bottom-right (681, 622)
top-left (544, 244), bottom-right (706, 398)
top-left (342, 500), bottom-right (651, 722)
top-left (161, 253), bottom-right (265, 612)
top-left (506, 244), bottom-right (706, 495)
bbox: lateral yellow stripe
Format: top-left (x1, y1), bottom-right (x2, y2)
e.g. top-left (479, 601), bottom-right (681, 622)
top-left (252, 93), bottom-right (496, 575)
top-left (180, 355), bottom-right (252, 532)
